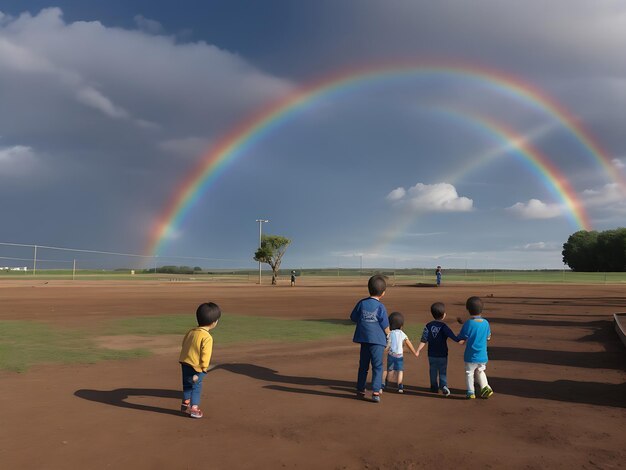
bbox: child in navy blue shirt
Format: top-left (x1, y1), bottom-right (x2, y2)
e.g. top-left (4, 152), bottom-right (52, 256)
top-left (458, 296), bottom-right (493, 399)
top-left (350, 275), bottom-right (390, 403)
top-left (416, 302), bottom-right (463, 397)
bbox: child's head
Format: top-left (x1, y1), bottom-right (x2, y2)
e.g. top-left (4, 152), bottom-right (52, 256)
top-left (465, 296), bottom-right (483, 315)
top-left (388, 311), bottom-right (404, 330)
top-left (430, 302), bottom-right (446, 320)
top-left (367, 274), bottom-right (386, 297)
top-left (196, 302), bottom-right (221, 327)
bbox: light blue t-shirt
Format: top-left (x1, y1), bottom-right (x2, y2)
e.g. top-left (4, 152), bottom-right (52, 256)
top-left (459, 316), bottom-right (491, 363)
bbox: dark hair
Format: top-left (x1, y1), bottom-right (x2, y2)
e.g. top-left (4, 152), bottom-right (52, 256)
top-left (368, 275), bottom-right (386, 296)
top-left (430, 302), bottom-right (446, 319)
top-left (388, 311), bottom-right (404, 330)
top-left (196, 302), bottom-right (222, 326)
top-left (466, 296), bottom-right (483, 315)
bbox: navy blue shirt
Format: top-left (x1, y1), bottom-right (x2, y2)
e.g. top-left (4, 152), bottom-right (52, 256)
top-left (350, 297), bottom-right (389, 346)
top-left (420, 320), bottom-right (461, 357)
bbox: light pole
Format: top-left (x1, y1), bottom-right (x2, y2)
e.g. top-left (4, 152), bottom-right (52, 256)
top-left (256, 219), bottom-right (269, 284)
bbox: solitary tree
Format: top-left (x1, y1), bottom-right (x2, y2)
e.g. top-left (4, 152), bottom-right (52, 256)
top-left (254, 235), bottom-right (291, 285)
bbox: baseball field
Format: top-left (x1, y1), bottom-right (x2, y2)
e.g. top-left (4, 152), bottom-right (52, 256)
top-left (1, 278), bottom-right (624, 469)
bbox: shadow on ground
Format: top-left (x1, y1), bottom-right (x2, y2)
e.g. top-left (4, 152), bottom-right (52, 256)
top-left (74, 388), bottom-right (184, 417)
top-left (489, 377), bottom-right (626, 408)
top-left (217, 363), bottom-right (463, 401)
top-left (489, 345), bottom-right (626, 370)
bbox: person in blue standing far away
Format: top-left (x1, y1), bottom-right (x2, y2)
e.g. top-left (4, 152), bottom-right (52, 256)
top-left (350, 274), bottom-right (390, 403)
top-left (435, 266), bottom-right (442, 287)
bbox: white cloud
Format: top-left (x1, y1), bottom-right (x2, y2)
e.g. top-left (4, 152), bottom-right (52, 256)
top-left (75, 86), bottom-right (130, 120)
top-left (581, 183), bottom-right (626, 218)
top-left (158, 137), bottom-right (211, 158)
top-left (507, 199), bottom-right (565, 219)
top-left (582, 183), bottom-right (624, 207)
top-left (386, 187), bottom-right (406, 201)
top-left (613, 158), bottom-right (625, 169)
top-left (0, 145), bottom-right (39, 176)
top-left (133, 15), bottom-right (164, 35)
top-left (521, 241), bottom-right (560, 251)
top-left (387, 182), bottom-right (473, 212)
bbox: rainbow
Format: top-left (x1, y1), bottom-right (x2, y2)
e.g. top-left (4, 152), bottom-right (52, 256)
top-left (148, 61), bottom-right (618, 255)
top-left (370, 108), bottom-right (592, 252)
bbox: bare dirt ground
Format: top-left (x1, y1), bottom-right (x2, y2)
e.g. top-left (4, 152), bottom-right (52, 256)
top-left (0, 280), bottom-right (625, 469)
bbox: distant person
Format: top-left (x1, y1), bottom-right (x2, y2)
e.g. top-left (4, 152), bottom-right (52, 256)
top-left (350, 275), bottom-right (390, 403)
top-left (458, 296), bottom-right (493, 399)
top-left (179, 302), bottom-right (221, 418)
top-left (435, 266), bottom-right (442, 287)
top-left (416, 302), bottom-right (464, 396)
top-left (290, 270), bottom-right (296, 287)
top-left (382, 311), bottom-right (418, 394)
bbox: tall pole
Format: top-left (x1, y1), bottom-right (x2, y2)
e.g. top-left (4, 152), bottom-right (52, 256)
top-left (73, 259), bottom-right (76, 281)
top-left (256, 219), bottom-right (269, 284)
top-left (33, 245), bottom-right (37, 276)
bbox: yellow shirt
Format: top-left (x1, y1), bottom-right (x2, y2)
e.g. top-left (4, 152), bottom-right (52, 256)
top-left (179, 327), bottom-right (213, 373)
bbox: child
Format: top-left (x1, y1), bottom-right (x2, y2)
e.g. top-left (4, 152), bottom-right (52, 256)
top-left (179, 302), bottom-right (221, 418)
top-left (458, 296), bottom-right (493, 399)
top-left (416, 302), bottom-right (463, 397)
top-left (290, 270), bottom-right (296, 287)
top-left (382, 311), bottom-right (418, 393)
top-left (435, 266), bottom-right (442, 287)
top-left (350, 274), bottom-right (390, 403)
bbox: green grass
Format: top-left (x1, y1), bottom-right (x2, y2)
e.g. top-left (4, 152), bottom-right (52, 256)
top-left (0, 320), bottom-right (149, 372)
top-left (0, 313), bottom-right (425, 372)
top-left (107, 313), bottom-right (425, 344)
top-left (2, 268), bottom-right (624, 283)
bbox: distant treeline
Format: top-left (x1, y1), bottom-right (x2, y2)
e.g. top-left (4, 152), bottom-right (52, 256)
top-left (143, 265), bottom-right (203, 274)
top-left (562, 228), bottom-right (626, 272)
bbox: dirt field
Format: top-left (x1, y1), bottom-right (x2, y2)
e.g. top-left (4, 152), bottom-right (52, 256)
top-left (1, 280), bottom-right (625, 469)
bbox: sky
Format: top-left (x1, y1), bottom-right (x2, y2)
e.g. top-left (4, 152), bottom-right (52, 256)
top-left (0, 1), bottom-right (625, 270)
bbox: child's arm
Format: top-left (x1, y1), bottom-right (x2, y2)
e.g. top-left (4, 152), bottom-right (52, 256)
top-left (416, 326), bottom-right (428, 357)
top-left (199, 336), bottom-right (214, 372)
top-left (403, 338), bottom-right (418, 356)
top-left (350, 303), bottom-right (360, 323)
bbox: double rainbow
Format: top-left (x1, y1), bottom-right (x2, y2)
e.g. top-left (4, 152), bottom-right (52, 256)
top-left (148, 60), bottom-right (620, 255)
top-left (371, 108), bottom-right (591, 252)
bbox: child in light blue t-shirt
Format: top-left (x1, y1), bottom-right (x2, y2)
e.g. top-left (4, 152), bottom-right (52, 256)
top-left (458, 296), bottom-right (493, 399)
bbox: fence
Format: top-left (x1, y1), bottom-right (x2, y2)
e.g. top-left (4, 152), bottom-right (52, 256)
top-left (0, 241), bottom-right (624, 284)
top-left (0, 241), bottom-right (256, 281)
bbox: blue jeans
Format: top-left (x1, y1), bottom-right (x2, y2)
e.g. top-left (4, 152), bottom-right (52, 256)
top-left (428, 356), bottom-right (448, 390)
top-left (181, 363), bottom-right (206, 406)
top-left (357, 343), bottom-right (385, 392)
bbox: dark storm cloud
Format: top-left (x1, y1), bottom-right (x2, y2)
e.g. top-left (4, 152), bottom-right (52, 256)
top-left (0, 7), bottom-right (292, 250)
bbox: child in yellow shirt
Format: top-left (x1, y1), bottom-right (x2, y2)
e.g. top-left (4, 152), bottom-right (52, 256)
top-left (179, 302), bottom-right (221, 418)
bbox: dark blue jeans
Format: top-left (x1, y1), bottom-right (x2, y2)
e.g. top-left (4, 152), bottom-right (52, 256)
top-left (357, 343), bottom-right (385, 393)
top-left (181, 363), bottom-right (206, 406)
top-left (428, 356), bottom-right (448, 390)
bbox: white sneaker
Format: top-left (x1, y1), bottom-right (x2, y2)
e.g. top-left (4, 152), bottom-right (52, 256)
top-left (442, 386), bottom-right (451, 397)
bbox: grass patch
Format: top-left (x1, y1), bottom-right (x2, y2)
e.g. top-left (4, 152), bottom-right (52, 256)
top-left (106, 314), bottom-right (424, 343)
top-left (0, 320), bottom-right (149, 372)
top-left (0, 314), bottom-right (425, 372)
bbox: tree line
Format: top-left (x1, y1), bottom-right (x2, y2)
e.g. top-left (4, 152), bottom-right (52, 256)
top-left (562, 228), bottom-right (626, 272)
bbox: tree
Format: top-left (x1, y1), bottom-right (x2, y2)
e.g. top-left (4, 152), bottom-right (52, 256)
top-left (562, 228), bottom-right (626, 272)
top-left (596, 228), bottom-right (626, 272)
top-left (562, 230), bottom-right (599, 271)
top-left (254, 235), bottom-right (291, 285)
